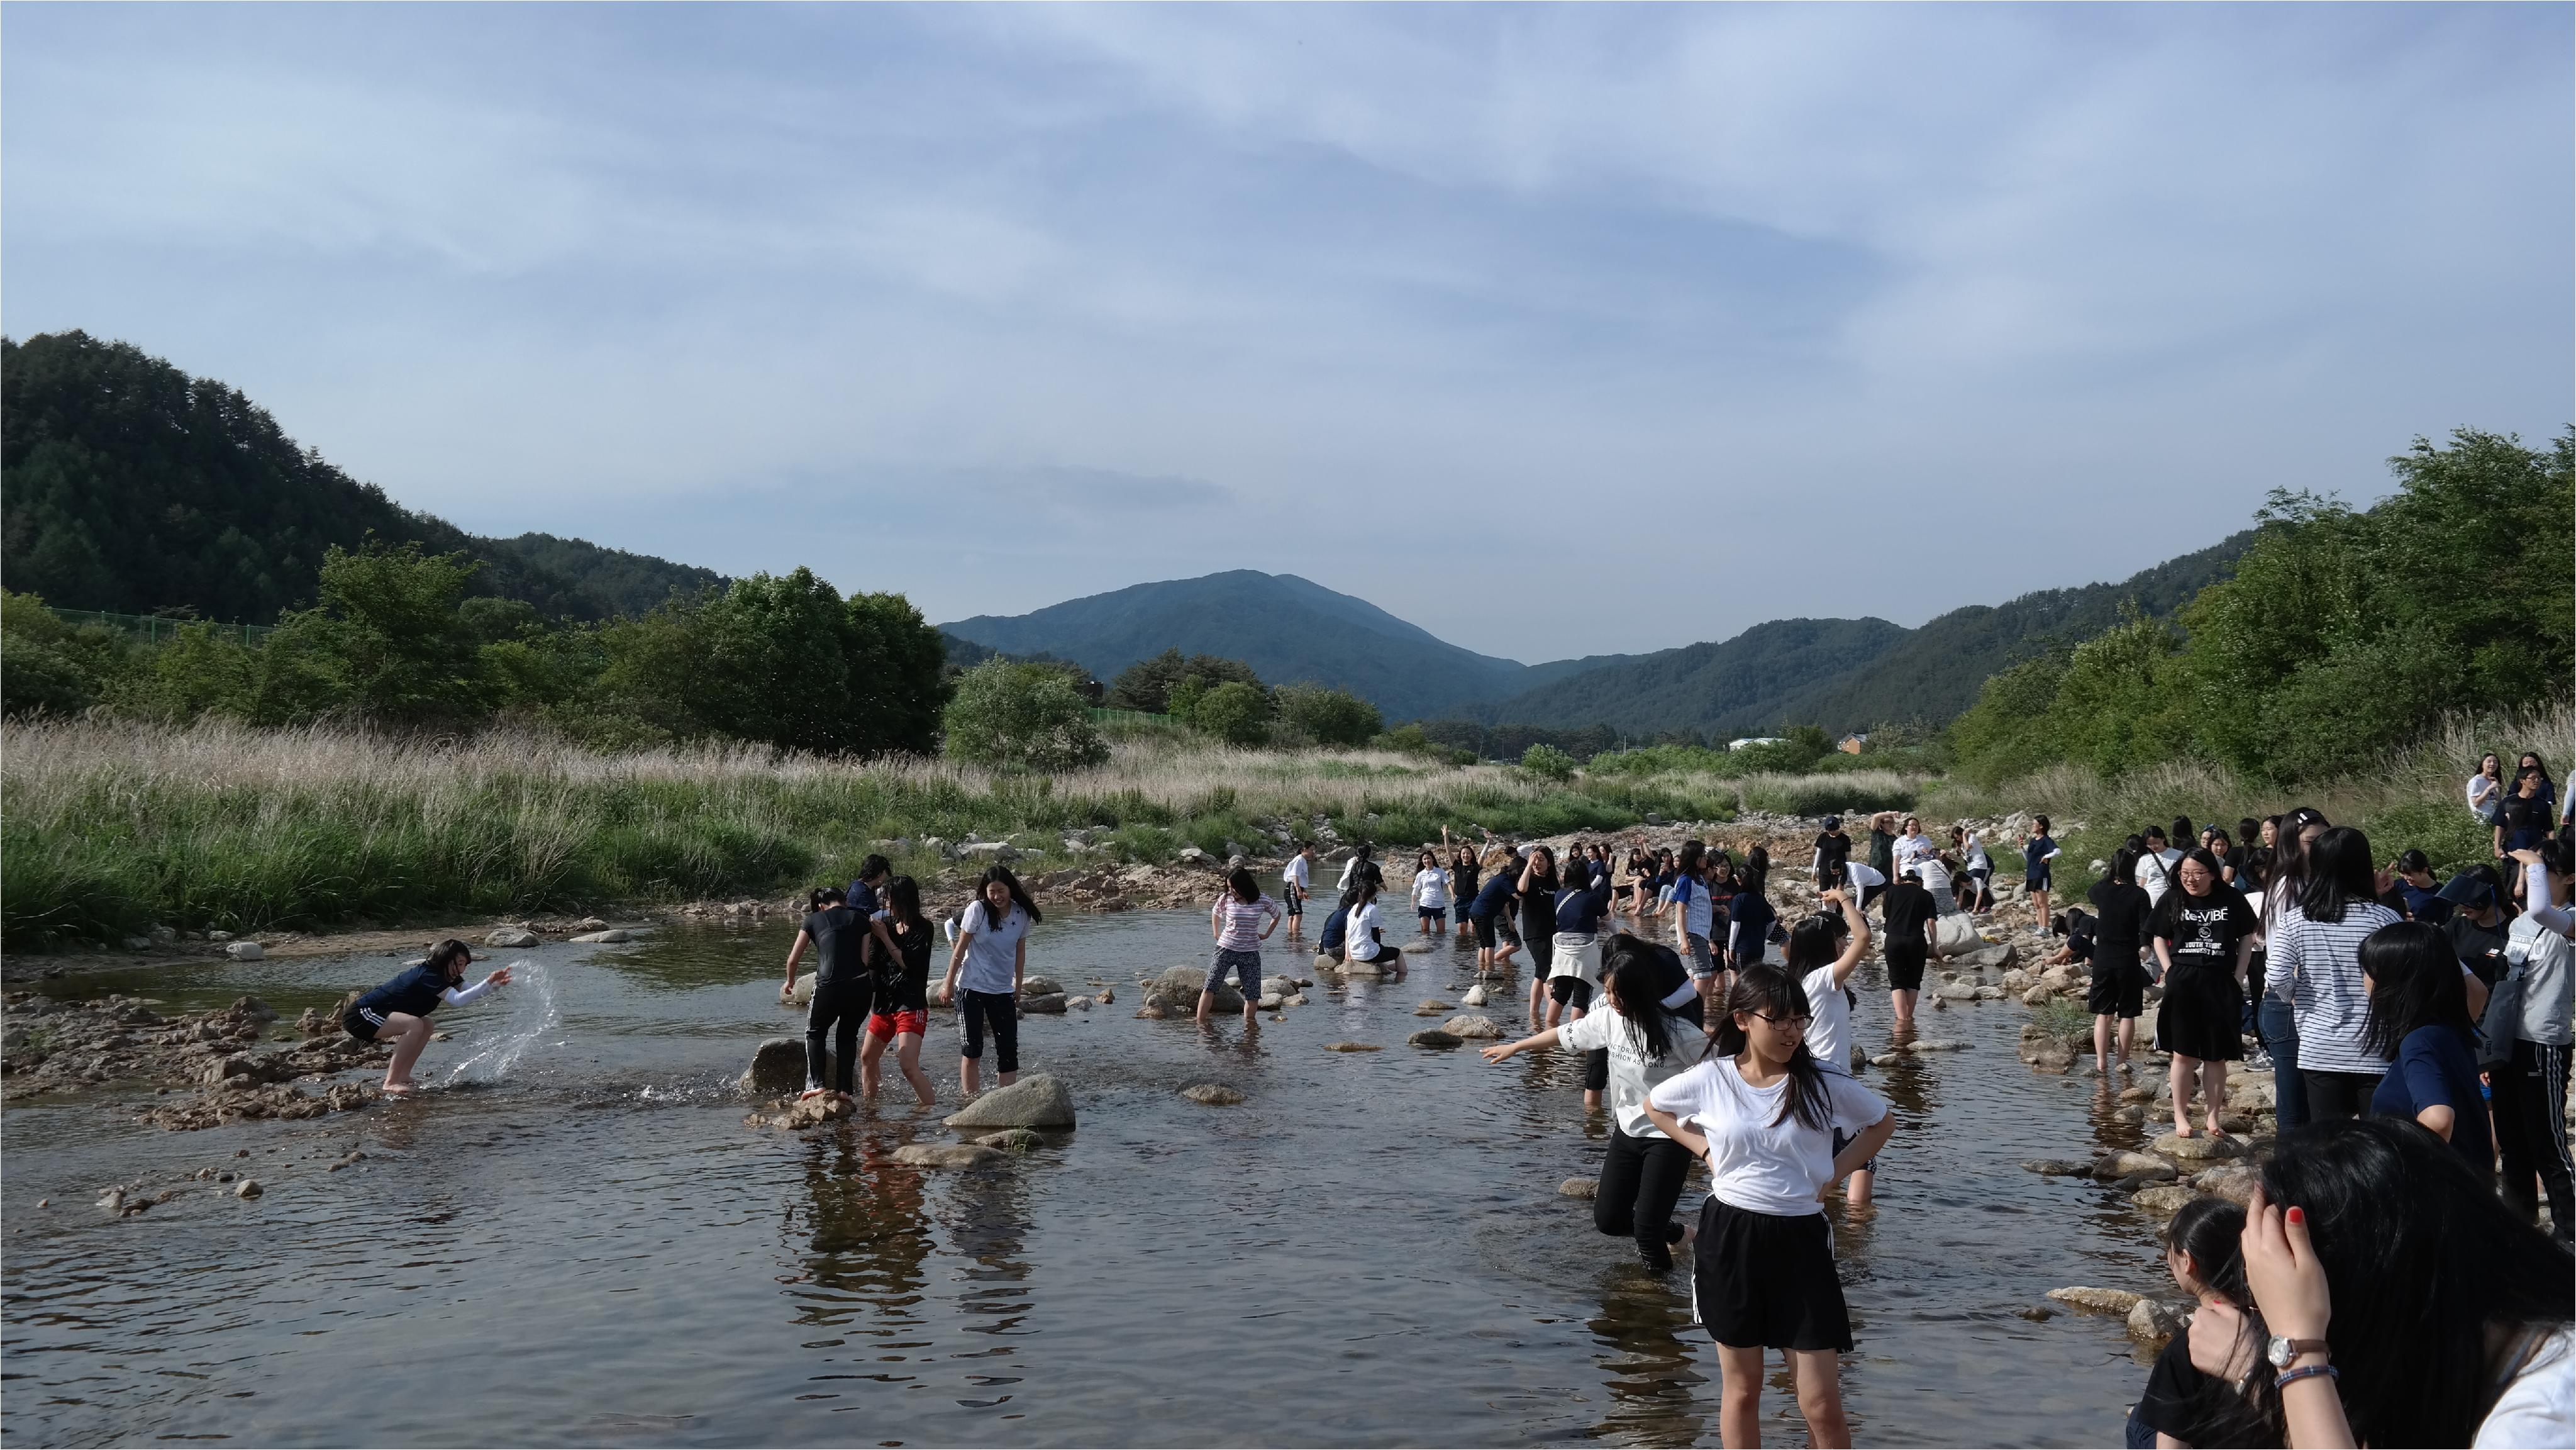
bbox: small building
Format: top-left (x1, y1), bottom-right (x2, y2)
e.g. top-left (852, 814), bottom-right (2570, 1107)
top-left (1726, 737), bottom-right (1786, 751)
top-left (1838, 733), bottom-right (1868, 754)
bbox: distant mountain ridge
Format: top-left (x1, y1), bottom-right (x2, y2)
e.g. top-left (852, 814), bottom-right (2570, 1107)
top-left (941, 571), bottom-right (1538, 720)
top-left (1, 332), bottom-right (724, 623)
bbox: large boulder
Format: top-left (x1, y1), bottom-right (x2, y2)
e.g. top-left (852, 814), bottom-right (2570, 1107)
top-left (2151, 1132), bottom-right (2243, 1162)
top-left (2047, 1285), bottom-right (2145, 1315)
top-left (1181, 1083), bottom-right (1245, 1106)
top-left (943, 1073), bottom-right (1077, 1129)
top-left (1933, 916), bottom-right (1985, 957)
top-left (743, 1038), bottom-right (808, 1095)
top-left (1441, 1015), bottom-right (1504, 1040)
top-left (894, 1142), bottom-right (1004, 1169)
top-left (1147, 965), bottom-right (1236, 1013)
top-left (2092, 1151), bottom-right (2177, 1182)
top-left (2192, 1164), bottom-right (2265, 1207)
top-left (2131, 1185), bottom-right (2199, 1220)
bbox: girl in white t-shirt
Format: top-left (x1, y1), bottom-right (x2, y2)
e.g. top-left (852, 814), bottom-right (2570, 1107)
top-left (938, 867), bottom-right (1040, 1096)
top-left (1344, 879), bottom-right (1403, 974)
top-left (1646, 965), bottom-right (1894, 1450)
top-left (1482, 940), bottom-right (1710, 1271)
top-left (1784, 888), bottom-right (1877, 1205)
top-left (1411, 849), bottom-right (1453, 937)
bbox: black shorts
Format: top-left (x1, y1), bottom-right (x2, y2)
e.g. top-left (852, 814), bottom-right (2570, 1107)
top-left (1884, 941), bottom-right (1928, 993)
top-left (1860, 883), bottom-right (1886, 912)
top-left (343, 1005), bottom-right (382, 1041)
top-left (1418, 907), bottom-right (1447, 927)
top-left (1472, 915), bottom-right (1499, 949)
top-left (1550, 975), bottom-right (1593, 1010)
top-left (1691, 1198), bottom-right (1852, 1352)
top-left (1283, 883), bottom-right (1306, 915)
top-left (2089, 953), bottom-right (2145, 1018)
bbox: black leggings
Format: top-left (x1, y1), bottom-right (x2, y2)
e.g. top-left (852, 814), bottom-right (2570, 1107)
top-left (2299, 1068), bottom-right (2384, 1122)
top-left (1597, 1126), bottom-right (1694, 1272)
top-left (2495, 1039), bottom-right (2575, 1238)
top-left (807, 976), bottom-right (870, 1095)
top-left (959, 989), bottom-right (1019, 1073)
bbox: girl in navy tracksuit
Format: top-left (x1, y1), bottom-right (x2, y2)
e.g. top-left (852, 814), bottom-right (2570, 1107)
top-left (345, 939), bottom-right (513, 1095)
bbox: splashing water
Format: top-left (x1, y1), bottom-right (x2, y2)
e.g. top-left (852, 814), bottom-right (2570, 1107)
top-left (441, 959), bottom-right (560, 1086)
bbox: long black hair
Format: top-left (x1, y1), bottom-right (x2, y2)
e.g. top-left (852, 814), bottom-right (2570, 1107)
top-left (1226, 865), bottom-right (1262, 904)
top-left (882, 875), bottom-right (926, 932)
top-left (974, 864), bottom-right (1042, 925)
top-left (1603, 939), bottom-right (1694, 1066)
top-left (425, 938), bottom-right (475, 981)
top-left (2253, 1118), bottom-right (2573, 1448)
top-left (2297, 825), bottom-right (2375, 924)
top-left (1704, 966), bottom-right (1834, 1130)
top-left (1782, 913), bottom-right (1841, 975)
top-left (2162, 1194), bottom-right (2249, 1305)
top-left (2358, 921), bottom-right (2475, 1059)
top-left (807, 886), bottom-right (846, 913)
top-left (2109, 846), bottom-right (2141, 888)
top-left (2266, 805), bottom-right (2330, 930)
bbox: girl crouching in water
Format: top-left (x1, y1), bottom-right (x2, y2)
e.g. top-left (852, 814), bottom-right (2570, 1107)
top-left (345, 939), bottom-right (512, 1096)
top-left (1645, 965), bottom-right (1894, 1449)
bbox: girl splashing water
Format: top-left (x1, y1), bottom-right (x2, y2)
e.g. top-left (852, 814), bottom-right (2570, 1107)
top-left (1645, 966), bottom-right (1894, 1450)
top-left (345, 939), bottom-right (512, 1096)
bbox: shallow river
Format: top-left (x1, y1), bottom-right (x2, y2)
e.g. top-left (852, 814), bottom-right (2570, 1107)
top-left (5, 911), bottom-right (2179, 1447)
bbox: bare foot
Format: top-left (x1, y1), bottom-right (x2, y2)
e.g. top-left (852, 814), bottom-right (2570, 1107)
top-left (799, 1088), bottom-right (826, 1101)
top-left (2175, 1123), bottom-right (2196, 1139)
top-left (2204, 1119), bottom-right (2227, 1139)
top-left (382, 1081), bottom-right (421, 1097)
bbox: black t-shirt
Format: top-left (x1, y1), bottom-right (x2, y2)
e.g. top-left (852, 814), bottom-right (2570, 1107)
top-left (1815, 832), bottom-right (1850, 873)
top-left (1868, 828), bottom-right (1896, 875)
top-left (1454, 860), bottom-right (1480, 900)
top-left (2499, 793), bottom-right (2555, 844)
top-left (2444, 913), bottom-right (2511, 985)
top-left (1519, 871), bottom-right (1559, 939)
top-left (2135, 1330), bottom-right (2277, 1446)
top-left (2154, 888), bottom-right (2258, 971)
top-left (1881, 882), bottom-right (1935, 945)
top-left (2065, 910), bottom-right (2096, 961)
top-left (874, 916), bottom-right (934, 1010)
top-left (802, 906), bottom-right (870, 986)
top-left (2089, 880), bottom-right (2152, 957)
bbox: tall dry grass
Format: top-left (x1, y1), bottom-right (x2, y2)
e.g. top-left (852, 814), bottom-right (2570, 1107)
top-left (0, 717), bottom-right (1724, 945)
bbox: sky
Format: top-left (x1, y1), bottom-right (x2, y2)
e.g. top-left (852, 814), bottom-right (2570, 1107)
top-left (4, 4), bottom-right (2568, 662)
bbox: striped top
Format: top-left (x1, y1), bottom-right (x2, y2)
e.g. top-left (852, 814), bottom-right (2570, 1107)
top-left (2264, 899), bottom-right (2401, 1074)
top-left (1212, 894), bottom-right (1282, 953)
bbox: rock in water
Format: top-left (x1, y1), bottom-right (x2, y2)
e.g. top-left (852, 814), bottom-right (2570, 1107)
top-left (1151, 965), bottom-right (1238, 1013)
top-left (2131, 1185), bottom-right (2199, 1220)
top-left (2192, 1164), bottom-right (2264, 1207)
top-left (1461, 985), bottom-right (1491, 1007)
top-left (2150, 1132), bottom-right (2241, 1161)
top-left (569, 928), bottom-right (637, 944)
top-left (1312, 954), bottom-right (1339, 973)
top-left (1441, 1015), bottom-right (1504, 1039)
top-left (1181, 1083), bottom-right (1245, 1106)
top-left (1018, 977), bottom-right (1065, 999)
top-left (1416, 1000), bottom-right (1452, 1013)
top-left (1558, 1177), bottom-right (1599, 1200)
top-left (943, 1073), bottom-right (1077, 1129)
top-left (743, 1038), bottom-right (809, 1095)
top-left (1135, 1006), bottom-right (1167, 1020)
top-left (893, 1143), bottom-right (1005, 1169)
top-left (224, 940), bottom-right (267, 962)
top-left (977, 1128), bottom-right (1047, 1152)
top-left (2021, 1159), bottom-right (2093, 1176)
top-left (1096, 987), bottom-right (1113, 1005)
top-left (232, 995), bottom-right (278, 1022)
top-left (2092, 1151), bottom-right (2177, 1182)
top-left (2128, 1298), bottom-right (2190, 1344)
top-left (233, 1180), bottom-right (262, 1200)
top-left (1021, 993), bottom-right (1069, 1014)
top-left (484, 927), bottom-right (540, 949)
top-left (1407, 1029), bottom-right (1463, 1049)
top-left (1324, 1042), bottom-right (1382, 1053)
top-left (783, 1095), bottom-right (857, 1129)
top-left (2047, 1285), bottom-right (2145, 1315)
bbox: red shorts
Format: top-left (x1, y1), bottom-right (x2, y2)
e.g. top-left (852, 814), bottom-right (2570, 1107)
top-left (867, 1009), bottom-right (928, 1041)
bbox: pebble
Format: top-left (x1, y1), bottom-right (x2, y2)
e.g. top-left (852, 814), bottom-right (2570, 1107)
top-left (234, 1180), bottom-right (262, 1200)
top-left (1324, 1042), bottom-right (1382, 1053)
top-left (2021, 1159), bottom-right (2092, 1176)
top-left (891, 1143), bottom-right (1004, 1170)
top-left (1558, 1177), bottom-right (1598, 1200)
top-left (1181, 1083), bottom-right (1245, 1106)
top-left (1407, 1030), bottom-right (1463, 1049)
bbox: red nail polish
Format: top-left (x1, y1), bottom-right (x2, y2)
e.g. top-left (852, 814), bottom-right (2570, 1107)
top-left (2286, 1207), bottom-right (2304, 1225)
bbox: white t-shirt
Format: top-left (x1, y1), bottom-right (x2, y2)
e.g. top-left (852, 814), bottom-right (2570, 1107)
top-left (957, 900), bottom-right (1030, 995)
top-left (1561, 1007), bottom-right (1709, 1139)
top-left (1894, 834), bottom-right (1938, 878)
top-left (1648, 1056), bottom-right (1889, 1217)
top-left (2468, 772), bottom-right (2506, 820)
top-left (1413, 867), bottom-right (1452, 910)
top-left (1843, 862), bottom-right (1887, 892)
top-left (1347, 901), bottom-right (1387, 961)
top-left (1285, 855), bottom-right (1312, 893)
top-left (1915, 856), bottom-right (1952, 896)
top-left (2475, 1325), bottom-right (2574, 1449)
top-left (1802, 966), bottom-right (1855, 1071)
top-left (2138, 849), bottom-right (2182, 906)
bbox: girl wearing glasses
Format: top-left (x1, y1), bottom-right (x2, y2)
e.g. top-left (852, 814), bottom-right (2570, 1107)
top-left (1645, 966), bottom-right (1895, 1449)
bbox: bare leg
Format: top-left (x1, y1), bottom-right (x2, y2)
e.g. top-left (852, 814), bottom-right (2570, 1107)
top-left (379, 1013), bottom-right (434, 1091)
top-left (2201, 1058), bottom-right (2229, 1135)
top-left (2171, 1054), bottom-right (2197, 1135)
top-left (2118, 1016), bottom-right (2136, 1068)
top-left (1195, 988), bottom-right (1216, 1026)
top-left (960, 1057), bottom-right (982, 1096)
top-left (1890, 989), bottom-right (1917, 1027)
top-left (2094, 1014), bottom-right (2113, 1074)
top-left (1545, 993), bottom-right (1567, 1030)
top-left (1789, 1346), bottom-right (1852, 1449)
top-left (1846, 1166), bottom-right (1874, 1206)
top-left (1716, 1343), bottom-right (1766, 1448)
top-left (860, 1031), bottom-right (889, 1099)
top-left (1529, 976), bottom-right (1547, 1031)
top-left (895, 1034), bottom-right (936, 1106)
top-left (2033, 888), bottom-right (2051, 932)
top-left (998, 1069), bottom-right (1018, 1086)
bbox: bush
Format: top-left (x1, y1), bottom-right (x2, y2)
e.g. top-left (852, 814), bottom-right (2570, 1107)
top-left (0, 591), bottom-right (135, 715)
top-left (1521, 744), bottom-right (1577, 781)
top-left (1276, 684), bottom-right (1382, 747)
top-left (941, 660), bottom-right (1109, 772)
top-left (1193, 680), bottom-right (1274, 746)
top-left (1738, 772), bottom-right (1917, 818)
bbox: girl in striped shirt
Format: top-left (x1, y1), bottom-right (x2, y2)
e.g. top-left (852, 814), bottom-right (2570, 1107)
top-left (1201, 866), bottom-right (1282, 1027)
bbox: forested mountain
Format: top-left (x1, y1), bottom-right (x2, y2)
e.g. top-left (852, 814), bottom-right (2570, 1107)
top-left (940, 570), bottom-right (1538, 720)
top-left (1463, 618), bottom-right (1911, 737)
top-left (0, 332), bottom-right (723, 623)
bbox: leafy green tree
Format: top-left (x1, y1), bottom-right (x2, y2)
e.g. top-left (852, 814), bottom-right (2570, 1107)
top-left (247, 541), bottom-right (492, 727)
top-left (942, 659), bottom-right (1109, 771)
top-left (1276, 683), bottom-right (1383, 746)
top-left (1947, 653), bottom-right (2070, 787)
top-left (1521, 743), bottom-right (1577, 780)
top-left (0, 590), bottom-right (136, 716)
top-left (843, 591), bottom-right (948, 755)
top-left (1194, 680), bottom-right (1274, 745)
top-left (1106, 649), bottom-right (1263, 713)
top-left (1165, 675), bottom-right (1209, 723)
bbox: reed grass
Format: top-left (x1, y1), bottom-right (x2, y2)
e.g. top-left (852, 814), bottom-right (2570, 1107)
top-left (0, 718), bottom-right (1731, 946)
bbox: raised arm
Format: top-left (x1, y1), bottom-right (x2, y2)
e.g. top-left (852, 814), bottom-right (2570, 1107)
top-left (1824, 888), bottom-right (1870, 986)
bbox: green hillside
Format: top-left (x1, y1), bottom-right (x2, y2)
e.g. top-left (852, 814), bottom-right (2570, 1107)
top-left (1, 332), bottom-right (723, 624)
top-left (1465, 617), bottom-right (1910, 737)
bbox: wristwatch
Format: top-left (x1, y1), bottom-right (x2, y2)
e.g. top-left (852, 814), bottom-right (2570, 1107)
top-left (2267, 1335), bottom-right (2329, 1368)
